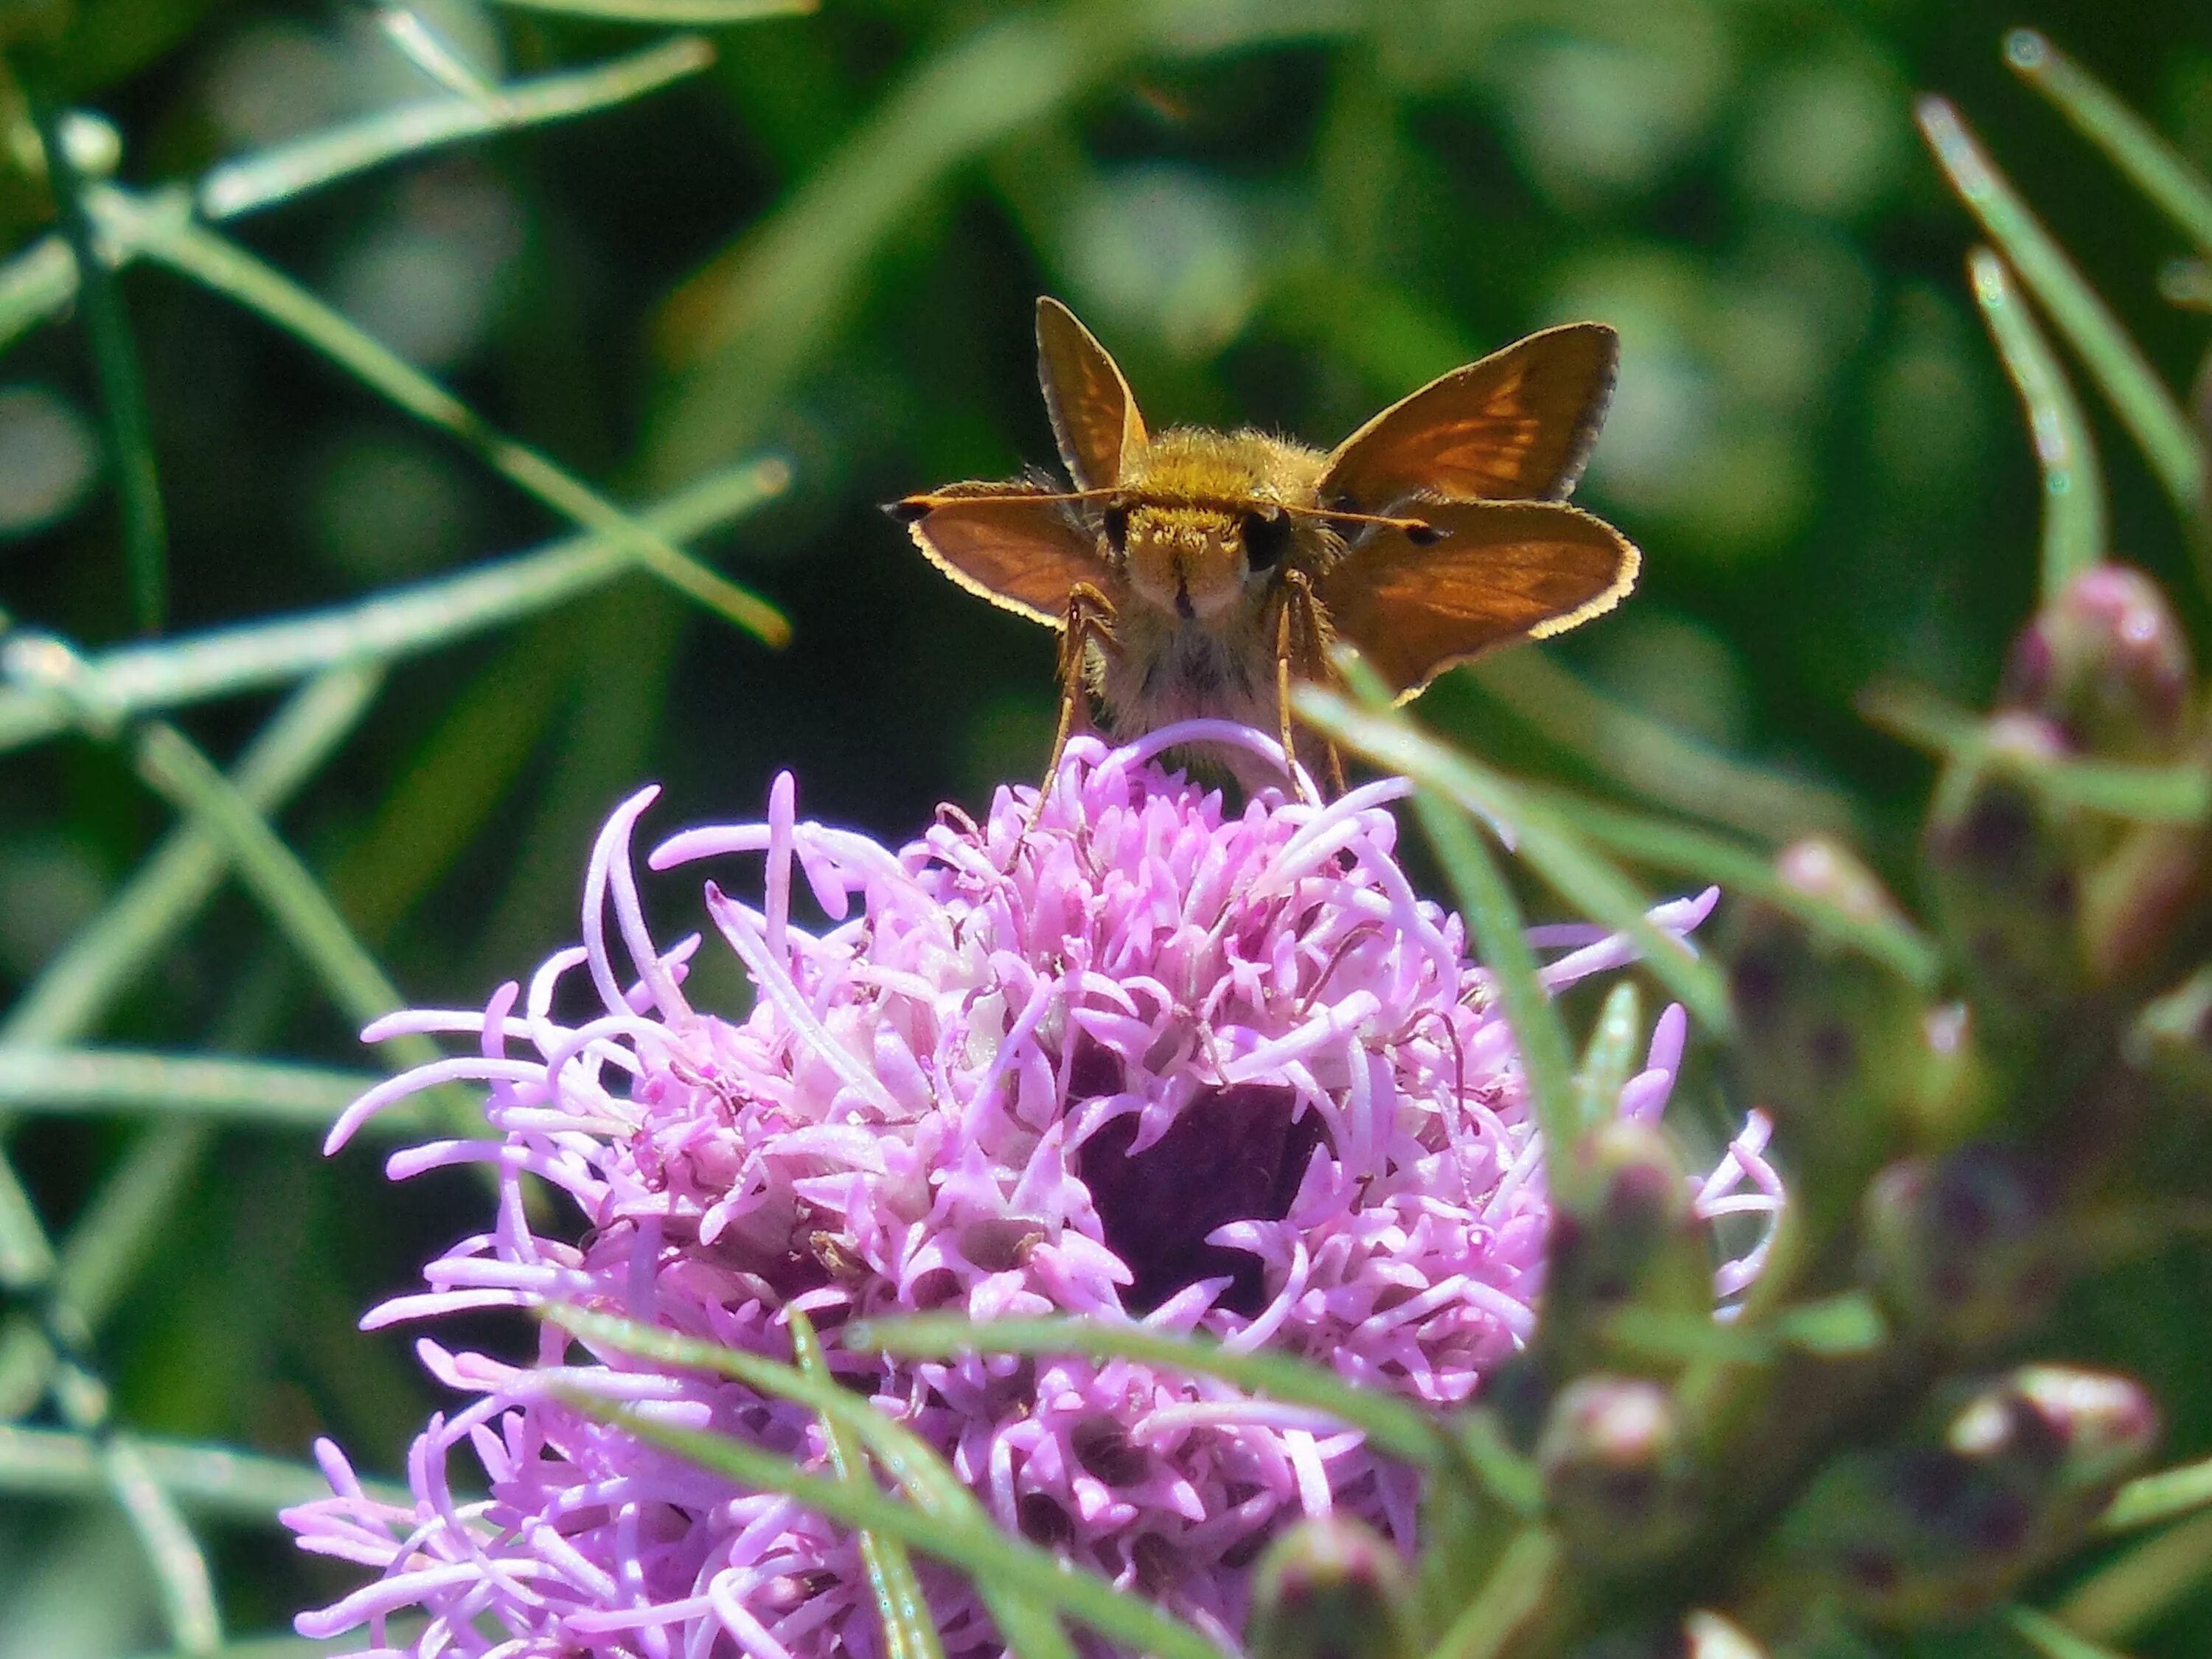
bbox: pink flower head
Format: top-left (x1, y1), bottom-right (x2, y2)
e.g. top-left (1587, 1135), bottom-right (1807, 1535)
top-left (285, 721), bottom-right (1781, 1658)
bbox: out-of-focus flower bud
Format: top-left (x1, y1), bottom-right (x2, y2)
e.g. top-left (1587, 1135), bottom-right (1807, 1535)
top-left (1726, 841), bottom-right (1926, 1184)
top-left (1569, 1610), bottom-right (1767, 1659)
top-left (1861, 1148), bottom-right (2059, 1350)
top-left (1924, 715), bottom-right (2088, 1023)
top-left (1773, 1365), bottom-right (2156, 1624)
top-left (1539, 1375), bottom-right (1695, 1565)
top-left (1246, 1517), bottom-right (1416, 1659)
top-left (2079, 811), bottom-right (2212, 990)
top-left (1544, 1122), bottom-right (1714, 1379)
top-left (2000, 564), bottom-right (2194, 761)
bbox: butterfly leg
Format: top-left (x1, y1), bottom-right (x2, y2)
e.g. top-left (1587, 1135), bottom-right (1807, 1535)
top-left (1275, 571), bottom-right (1326, 805)
top-left (1023, 582), bottom-right (1118, 843)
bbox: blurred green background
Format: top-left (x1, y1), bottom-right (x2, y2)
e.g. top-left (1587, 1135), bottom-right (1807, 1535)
top-left (0, 0), bottom-right (2208, 1652)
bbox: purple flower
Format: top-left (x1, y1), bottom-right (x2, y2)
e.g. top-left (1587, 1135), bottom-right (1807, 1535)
top-left (285, 720), bottom-right (1781, 1658)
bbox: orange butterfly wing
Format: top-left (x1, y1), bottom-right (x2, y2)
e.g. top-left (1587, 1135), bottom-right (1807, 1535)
top-left (1036, 296), bottom-right (1148, 490)
top-left (1319, 323), bottom-right (1618, 513)
top-left (1319, 499), bottom-right (1639, 700)
top-left (891, 482), bottom-right (1105, 628)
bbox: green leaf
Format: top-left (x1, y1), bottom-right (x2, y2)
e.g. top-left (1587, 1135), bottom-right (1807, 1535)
top-left (0, 236), bottom-right (77, 356)
top-left (196, 37), bottom-right (717, 220)
top-left (2005, 1604), bottom-right (2138, 1659)
top-left (1969, 248), bottom-right (2107, 599)
top-left (2006, 30), bottom-right (2212, 261)
top-left (1520, 785), bottom-right (1942, 989)
top-left (95, 1431), bottom-right (223, 1654)
top-left (841, 1316), bottom-right (1453, 1474)
top-left (0, 459), bottom-right (786, 757)
top-left (1294, 673), bottom-right (1734, 1037)
top-left (489, 0), bottom-right (814, 18)
top-left (790, 1312), bottom-right (945, 1659)
top-left (550, 1307), bottom-right (1079, 1659)
top-left (1573, 982), bottom-right (1641, 1133)
top-left (0, 1049), bottom-right (393, 1132)
top-left (1467, 651), bottom-right (1859, 844)
top-left (562, 1400), bottom-right (1227, 1659)
top-left (1, 666), bottom-right (381, 1047)
top-left (29, 83), bottom-right (167, 633)
top-left (2098, 1453), bottom-right (2212, 1537)
top-left (0, 1423), bottom-right (410, 1517)
top-left (1861, 682), bottom-right (2212, 821)
top-left (1917, 95), bottom-right (2206, 528)
top-left (2056, 1508), bottom-right (2212, 1644)
top-left (98, 193), bottom-right (790, 646)
top-left (1426, 1526), bottom-right (1558, 1659)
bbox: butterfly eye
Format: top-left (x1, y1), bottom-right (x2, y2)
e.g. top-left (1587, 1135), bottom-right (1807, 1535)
top-left (1241, 509), bottom-right (1292, 573)
top-left (1100, 504), bottom-right (1130, 553)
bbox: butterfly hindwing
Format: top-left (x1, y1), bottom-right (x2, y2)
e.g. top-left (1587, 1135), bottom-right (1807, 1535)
top-left (1318, 498), bottom-right (1639, 700)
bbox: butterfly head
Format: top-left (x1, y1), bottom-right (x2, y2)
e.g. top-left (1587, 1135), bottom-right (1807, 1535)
top-left (1106, 429), bottom-right (1316, 623)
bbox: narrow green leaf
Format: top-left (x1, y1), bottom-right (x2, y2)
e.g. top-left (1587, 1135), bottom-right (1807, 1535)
top-left (2059, 1507), bottom-right (2212, 1644)
top-left (1765, 1292), bottom-right (1888, 1357)
top-left (197, 37), bottom-right (715, 220)
top-left (2006, 30), bottom-right (2212, 260)
top-left (125, 721), bottom-right (434, 1071)
top-left (0, 235), bottom-right (76, 355)
top-left (2, 665), bottom-right (381, 1047)
top-left (790, 1312), bottom-right (945, 1659)
top-left (1918, 95), bottom-right (2206, 525)
top-left (490, 0), bottom-right (814, 18)
top-left (0, 1124), bottom-right (209, 1418)
top-left (1573, 983), bottom-right (1641, 1133)
top-left (843, 1315), bottom-right (1453, 1472)
top-left (100, 1431), bottom-right (223, 1653)
top-left (550, 1307), bottom-right (1079, 1659)
top-left (29, 88), bottom-right (168, 633)
top-left (567, 1401), bottom-right (1229, 1659)
top-left (1467, 651), bottom-right (1858, 844)
top-left (0, 459), bottom-right (785, 756)
top-left (371, 6), bottom-right (507, 110)
top-left (1862, 682), bottom-right (2212, 821)
top-left (2098, 1453), bottom-right (2212, 1537)
top-left (1520, 785), bottom-right (1941, 989)
top-left (1295, 675), bottom-right (1734, 1036)
top-left (0, 1049), bottom-right (392, 1130)
top-left (0, 1423), bottom-right (410, 1517)
top-left (0, 1150), bottom-right (55, 1288)
top-left (100, 193), bottom-right (790, 645)
top-left (1969, 248), bottom-right (2107, 598)
top-left (2005, 1604), bottom-right (2137, 1659)
top-left (1427, 1526), bottom-right (1558, 1659)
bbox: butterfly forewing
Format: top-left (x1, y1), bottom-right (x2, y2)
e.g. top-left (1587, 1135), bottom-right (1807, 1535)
top-left (1318, 498), bottom-right (1639, 700)
top-left (1036, 297), bottom-right (1149, 491)
top-left (1318, 323), bottom-right (1618, 514)
top-left (896, 482), bottom-right (1106, 627)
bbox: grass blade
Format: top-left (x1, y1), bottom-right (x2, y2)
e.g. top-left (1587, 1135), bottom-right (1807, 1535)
top-left (1467, 651), bottom-right (1857, 844)
top-left (574, 1400), bottom-right (1228, 1659)
top-left (841, 1314), bottom-right (1453, 1471)
top-left (2006, 29), bottom-right (2212, 260)
top-left (1969, 248), bottom-right (2107, 598)
top-left (2, 665), bottom-right (381, 1046)
top-left (0, 235), bottom-right (76, 355)
top-left (2098, 1454), bottom-right (2212, 1537)
top-left (0, 459), bottom-right (785, 756)
top-left (790, 1311), bottom-right (945, 1659)
top-left (1427, 1526), bottom-right (1559, 1659)
top-left (95, 1432), bottom-right (223, 1652)
top-left (197, 37), bottom-right (715, 220)
top-left (1295, 677), bottom-right (1734, 1035)
top-left (0, 1049), bottom-right (390, 1130)
top-left (125, 721), bottom-right (436, 1072)
top-left (1918, 95), bottom-right (2206, 525)
top-left (2005, 1604), bottom-right (2137, 1659)
top-left (371, 5), bottom-right (506, 110)
top-left (1521, 785), bottom-right (1941, 989)
top-left (2059, 1507), bottom-right (2212, 1644)
top-left (490, 0), bottom-right (814, 18)
top-left (552, 1307), bottom-right (1079, 1659)
top-left (1862, 682), bottom-right (2212, 822)
top-left (1574, 982), bottom-right (1641, 1133)
top-left (100, 193), bottom-right (789, 644)
top-left (0, 1423), bottom-right (409, 1517)
top-left (29, 88), bottom-right (168, 633)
